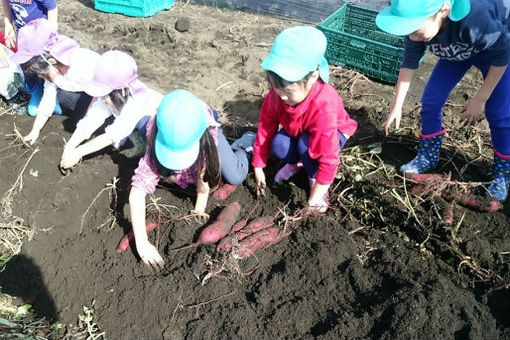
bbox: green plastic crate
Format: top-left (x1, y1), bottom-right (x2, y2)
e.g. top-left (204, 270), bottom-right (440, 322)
top-left (317, 3), bottom-right (404, 84)
top-left (94, 0), bottom-right (174, 17)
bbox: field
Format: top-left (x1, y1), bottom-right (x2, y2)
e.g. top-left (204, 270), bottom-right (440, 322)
top-left (0, 1), bottom-right (509, 339)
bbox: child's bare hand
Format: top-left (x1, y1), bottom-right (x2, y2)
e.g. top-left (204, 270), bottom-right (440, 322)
top-left (460, 97), bottom-right (485, 126)
top-left (254, 167), bottom-right (266, 197)
top-left (383, 106), bottom-right (402, 136)
top-left (136, 241), bottom-right (164, 270)
top-left (60, 149), bottom-right (81, 169)
top-left (4, 22), bottom-right (16, 49)
top-left (23, 131), bottom-right (39, 145)
top-left (190, 209), bottom-right (209, 222)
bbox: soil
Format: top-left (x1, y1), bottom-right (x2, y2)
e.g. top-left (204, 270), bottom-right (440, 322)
top-left (1, 1), bottom-right (510, 339)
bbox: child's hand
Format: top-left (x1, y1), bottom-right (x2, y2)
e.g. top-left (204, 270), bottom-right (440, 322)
top-left (190, 209), bottom-right (210, 222)
top-left (254, 167), bottom-right (266, 197)
top-left (60, 149), bottom-right (82, 169)
top-left (136, 241), bottom-right (164, 270)
top-left (460, 97), bottom-right (485, 126)
top-left (383, 106), bottom-right (403, 136)
top-left (23, 130), bottom-right (40, 145)
top-left (4, 21), bottom-right (16, 50)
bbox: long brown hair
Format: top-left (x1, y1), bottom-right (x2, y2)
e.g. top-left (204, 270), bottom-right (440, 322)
top-left (148, 121), bottom-right (221, 187)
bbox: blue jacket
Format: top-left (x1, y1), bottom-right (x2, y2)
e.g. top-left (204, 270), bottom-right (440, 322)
top-left (401, 0), bottom-right (510, 68)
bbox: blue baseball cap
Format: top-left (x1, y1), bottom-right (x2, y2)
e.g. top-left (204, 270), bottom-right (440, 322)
top-left (376, 0), bottom-right (470, 36)
top-left (154, 89), bottom-right (208, 171)
top-left (261, 26), bottom-right (330, 83)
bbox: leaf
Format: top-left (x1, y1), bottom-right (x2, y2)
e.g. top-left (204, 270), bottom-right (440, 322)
top-left (0, 317), bottom-right (17, 327)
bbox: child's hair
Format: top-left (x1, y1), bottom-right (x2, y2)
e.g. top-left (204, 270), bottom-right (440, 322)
top-left (21, 51), bottom-right (65, 78)
top-left (147, 122), bottom-right (221, 187)
top-left (266, 69), bottom-right (316, 90)
top-left (108, 88), bottom-right (131, 112)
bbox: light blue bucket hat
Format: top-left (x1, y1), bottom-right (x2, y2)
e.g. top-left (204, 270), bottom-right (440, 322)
top-left (261, 26), bottom-right (330, 83)
top-left (154, 89), bottom-right (208, 171)
top-left (376, 0), bottom-right (471, 36)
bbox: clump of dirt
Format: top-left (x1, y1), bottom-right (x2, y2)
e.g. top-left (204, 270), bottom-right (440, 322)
top-left (0, 1), bottom-right (509, 340)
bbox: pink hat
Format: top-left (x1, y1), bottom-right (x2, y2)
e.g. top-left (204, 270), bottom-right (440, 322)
top-left (84, 50), bottom-right (141, 97)
top-left (47, 35), bottom-right (80, 66)
top-left (10, 18), bottom-right (58, 64)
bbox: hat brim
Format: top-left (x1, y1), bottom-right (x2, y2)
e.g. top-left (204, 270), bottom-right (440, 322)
top-left (450, 0), bottom-right (470, 21)
top-left (154, 136), bottom-right (200, 171)
top-left (10, 51), bottom-right (35, 65)
top-left (261, 54), bottom-right (310, 82)
top-left (84, 81), bottom-right (113, 97)
top-left (375, 7), bottom-right (430, 36)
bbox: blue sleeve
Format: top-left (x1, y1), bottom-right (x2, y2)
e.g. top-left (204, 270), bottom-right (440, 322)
top-left (461, 7), bottom-right (510, 66)
top-left (400, 37), bottom-right (426, 69)
top-left (36, 0), bottom-right (58, 10)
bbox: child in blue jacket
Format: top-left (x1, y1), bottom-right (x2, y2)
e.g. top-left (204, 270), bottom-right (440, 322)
top-left (376, 0), bottom-right (510, 201)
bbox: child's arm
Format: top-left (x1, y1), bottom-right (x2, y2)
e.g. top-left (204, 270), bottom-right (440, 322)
top-left (384, 67), bottom-right (415, 135)
top-left (460, 65), bottom-right (507, 125)
top-left (23, 80), bottom-right (58, 144)
top-left (192, 171), bottom-right (210, 220)
top-left (253, 167), bottom-right (266, 197)
top-left (129, 186), bottom-right (164, 269)
top-left (46, 5), bottom-right (57, 24)
top-left (1, 0), bottom-right (15, 49)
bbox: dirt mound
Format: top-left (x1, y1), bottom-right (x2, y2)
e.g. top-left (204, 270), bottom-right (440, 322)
top-left (0, 1), bottom-right (509, 340)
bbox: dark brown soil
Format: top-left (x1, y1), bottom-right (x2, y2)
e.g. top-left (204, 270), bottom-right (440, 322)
top-left (0, 1), bottom-right (509, 340)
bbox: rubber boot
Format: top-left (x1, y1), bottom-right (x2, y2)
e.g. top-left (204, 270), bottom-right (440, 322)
top-left (274, 161), bottom-right (304, 183)
top-left (400, 129), bottom-right (445, 174)
top-left (487, 151), bottom-right (510, 202)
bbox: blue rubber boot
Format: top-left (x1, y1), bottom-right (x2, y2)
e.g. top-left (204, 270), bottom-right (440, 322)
top-left (487, 152), bottom-right (510, 202)
top-left (25, 78), bottom-right (62, 116)
top-left (400, 130), bottom-right (445, 174)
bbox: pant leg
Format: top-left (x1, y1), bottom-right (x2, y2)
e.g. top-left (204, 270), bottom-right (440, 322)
top-left (472, 53), bottom-right (510, 156)
top-left (420, 58), bottom-right (472, 134)
top-left (270, 129), bottom-right (300, 164)
top-left (56, 89), bottom-right (92, 122)
top-left (297, 131), bottom-right (348, 179)
top-left (217, 128), bottom-right (249, 186)
top-left (135, 115), bottom-right (151, 140)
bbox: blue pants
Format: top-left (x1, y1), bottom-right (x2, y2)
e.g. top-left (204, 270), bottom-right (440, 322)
top-left (24, 75), bottom-right (62, 117)
top-left (271, 129), bottom-right (348, 179)
top-left (421, 52), bottom-right (510, 155)
top-left (217, 128), bottom-right (249, 185)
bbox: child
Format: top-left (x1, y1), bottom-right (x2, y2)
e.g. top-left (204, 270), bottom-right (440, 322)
top-left (376, 0), bottom-right (510, 201)
top-left (129, 89), bottom-right (253, 268)
top-left (1, 0), bottom-right (57, 49)
top-left (252, 26), bottom-right (358, 212)
top-left (10, 19), bottom-right (98, 144)
top-left (59, 50), bottom-right (164, 170)
top-left (2, 0), bottom-right (58, 113)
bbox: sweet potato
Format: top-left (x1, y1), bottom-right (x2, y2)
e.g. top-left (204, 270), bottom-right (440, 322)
top-left (405, 173), bottom-right (448, 184)
top-left (212, 184), bottom-right (237, 200)
top-left (231, 219), bottom-right (248, 234)
top-left (116, 221), bottom-right (159, 253)
top-left (442, 189), bottom-right (502, 212)
top-left (217, 216), bottom-right (274, 252)
top-left (195, 202), bottom-right (241, 244)
top-left (232, 227), bottom-right (289, 260)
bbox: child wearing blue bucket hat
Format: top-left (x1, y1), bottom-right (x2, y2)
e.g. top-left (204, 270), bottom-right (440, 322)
top-left (252, 26), bottom-right (358, 212)
top-left (129, 89), bottom-right (252, 268)
top-left (376, 0), bottom-right (510, 201)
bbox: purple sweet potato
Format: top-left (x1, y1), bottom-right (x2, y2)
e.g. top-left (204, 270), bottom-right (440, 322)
top-left (195, 202), bottom-right (241, 245)
top-left (217, 216), bottom-right (274, 252)
top-left (232, 227), bottom-right (288, 260)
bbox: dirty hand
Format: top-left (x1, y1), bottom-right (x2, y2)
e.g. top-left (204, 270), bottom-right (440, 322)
top-left (254, 167), bottom-right (266, 197)
top-left (60, 149), bottom-right (81, 169)
top-left (136, 241), bottom-right (164, 270)
top-left (190, 209), bottom-right (210, 222)
top-left (460, 97), bottom-right (485, 126)
top-left (23, 130), bottom-right (40, 145)
top-left (383, 106), bottom-right (403, 136)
